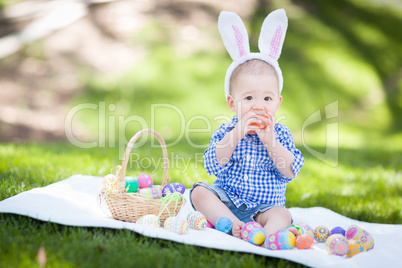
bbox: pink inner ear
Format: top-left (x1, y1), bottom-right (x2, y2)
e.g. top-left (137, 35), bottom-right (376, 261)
top-left (232, 25), bottom-right (246, 57)
top-left (269, 26), bottom-right (282, 59)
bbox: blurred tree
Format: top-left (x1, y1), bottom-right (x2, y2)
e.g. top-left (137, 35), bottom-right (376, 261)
top-left (292, 0), bottom-right (402, 130)
top-left (249, 0), bottom-right (402, 131)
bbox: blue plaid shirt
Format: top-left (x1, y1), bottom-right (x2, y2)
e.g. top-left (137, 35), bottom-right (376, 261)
top-left (203, 116), bottom-right (304, 209)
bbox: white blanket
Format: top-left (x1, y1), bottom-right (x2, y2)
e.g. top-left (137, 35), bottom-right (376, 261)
top-left (0, 175), bottom-right (401, 267)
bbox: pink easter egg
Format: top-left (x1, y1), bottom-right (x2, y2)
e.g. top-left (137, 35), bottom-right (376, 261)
top-left (206, 221), bottom-right (214, 229)
top-left (326, 234), bottom-right (348, 256)
top-left (137, 173), bottom-right (153, 188)
top-left (241, 222), bottom-right (265, 245)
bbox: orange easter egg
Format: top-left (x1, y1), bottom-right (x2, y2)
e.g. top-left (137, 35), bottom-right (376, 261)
top-left (250, 114), bottom-right (269, 129)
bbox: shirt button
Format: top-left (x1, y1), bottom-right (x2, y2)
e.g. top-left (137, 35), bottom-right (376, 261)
top-left (244, 175), bottom-right (248, 180)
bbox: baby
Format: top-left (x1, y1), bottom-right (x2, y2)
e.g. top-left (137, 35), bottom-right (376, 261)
top-left (190, 10), bottom-right (304, 240)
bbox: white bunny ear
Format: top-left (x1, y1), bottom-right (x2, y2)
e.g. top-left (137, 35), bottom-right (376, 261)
top-left (218, 11), bottom-right (250, 61)
top-left (258, 9), bottom-right (288, 61)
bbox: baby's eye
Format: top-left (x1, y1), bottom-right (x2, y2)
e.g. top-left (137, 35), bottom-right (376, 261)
top-left (245, 96), bottom-right (253, 100)
top-left (264, 97), bottom-right (272, 101)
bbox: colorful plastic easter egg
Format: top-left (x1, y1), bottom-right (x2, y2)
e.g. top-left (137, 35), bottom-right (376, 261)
top-left (297, 223), bottom-right (314, 234)
top-left (164, 216), bottom-right (189, 234)
top-left (161, 183), bottom-right (186, 197)
top-left (206, 221), bottom-right (214, 229)
top-left (325, 234), bottom-right (348, 256)
top-left (296, 234), bottom-right (314, 249)
top-left (330, 226), bottom-right (346, 236)
top-left (346, 225), bottom-right (374, 251)
top-left (124, 176), bottom-right (139, 193)
top-left (305, 230), bottom-right (314, 238)
top-left (136, 214), bottom-right (160, 227)
top-left (314, 225), bottom-right (330, 242)
top-left (346, 239), bottom-right (367, 258)
top-left (286, 224), bottom-right (303, 236)
top-left (137, 186), bottom-right (162, 199)
top-left (215, 217), bottom-right (232, 234)
top-left (250, 114), bottom-right (269, 129)
top-left (265, 230), bottom-right (296, 250)
top-left (187, 211), bottom-right (207, 230)
top-left (103, 174), bottom-right (117, 190)
top-left (137, 173), bottom-right (153, 188)
top-left (241, 222), bottom-right (266, 245)
top-left (346, 225), bottom-right (360, 240)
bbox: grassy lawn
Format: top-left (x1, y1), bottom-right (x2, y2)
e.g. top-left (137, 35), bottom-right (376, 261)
top-left (0, 141), bottom-right (400, 267)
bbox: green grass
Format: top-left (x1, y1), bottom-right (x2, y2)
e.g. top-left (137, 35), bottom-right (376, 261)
top-left (0, 142), bottom-right (400, 267)
top-left (1, 214), bottom-right (306, 268)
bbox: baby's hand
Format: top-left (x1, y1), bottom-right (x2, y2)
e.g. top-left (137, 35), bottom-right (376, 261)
top-left (256, 113), bottom-right (276, 145)
top-left (235, 111), bottom-right (261, 138)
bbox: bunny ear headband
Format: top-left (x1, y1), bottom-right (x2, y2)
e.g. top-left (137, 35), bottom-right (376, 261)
top-left (218, 9), bottom-right (288, 99)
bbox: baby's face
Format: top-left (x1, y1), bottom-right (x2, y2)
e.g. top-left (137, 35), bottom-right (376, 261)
top-left (227, 72), bottom-right (282, 120)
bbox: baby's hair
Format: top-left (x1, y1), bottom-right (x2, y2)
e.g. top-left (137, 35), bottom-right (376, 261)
top-left (229, 59), bottom-right (278, 94)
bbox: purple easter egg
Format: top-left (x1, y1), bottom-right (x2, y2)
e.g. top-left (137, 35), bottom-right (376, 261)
top-left (161, 183), bottom-right (185, 196)
top-left (330, 226), bottom-right (346, 237)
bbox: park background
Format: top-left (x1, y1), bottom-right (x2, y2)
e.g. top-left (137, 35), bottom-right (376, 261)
top-left (0, 0), bottom-right (401, 267)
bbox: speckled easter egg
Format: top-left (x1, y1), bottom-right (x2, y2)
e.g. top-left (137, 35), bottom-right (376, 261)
top-left (187, 211), bottom-right (207, 230)
top-left (103, 174), bottom-right (117, 190)
top-left (241, 222), bottom-right (266, 245)
top-left (296, 234), bottom-right (314, 249)
top-left (265, 230), bottom-right (296, 250)
top-left (314, 225), bottom-right (330, 242)
top-left (136, 214), bottom-right (160, 227)
top-left (346, 239), bottom-right (367, 258)
top-left (137, 186), bottom-right (162, 199)
top-left (137, 173), bottom-right (153, 188)
top-left (286, 224), bottom-right (303, 236)
top-left (250, 114), bottom-right (269, 129)
top-left (330, 226), bottom-right (346, 237)
top-left (346, 225), bottom-right (374, 251)
top-left (164, 216), bottom-right (189, 234)
top-left (124, 176), bottom-right (139, 193)
top-left (215, 217), bottom-right (232, 234)
top-left (161, 183), bottom-right (185, 197)
top-left (325, 234), bottom-right (348, 256)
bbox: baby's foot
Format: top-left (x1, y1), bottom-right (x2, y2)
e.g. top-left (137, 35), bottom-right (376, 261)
top-left (232, 221), bottom-right (245, 239)
top-left (286, 227), bottom-right (300, 238)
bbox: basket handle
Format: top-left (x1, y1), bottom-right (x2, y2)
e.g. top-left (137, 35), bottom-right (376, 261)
top-left (117, 129), bottom-right (169, 192)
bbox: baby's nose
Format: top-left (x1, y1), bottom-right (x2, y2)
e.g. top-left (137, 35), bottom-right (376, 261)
top-left (252, 102), bottom-right (264, 110)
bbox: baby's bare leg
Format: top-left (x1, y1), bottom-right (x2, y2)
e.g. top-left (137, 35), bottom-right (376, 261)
top-left (255, 207), bottom-right (298, 237)
top-left (191, 186), bottom-right (244, 238)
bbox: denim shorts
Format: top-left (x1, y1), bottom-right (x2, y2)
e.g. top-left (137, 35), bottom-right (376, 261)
top-left (189, 182), bottom-right (287, 224)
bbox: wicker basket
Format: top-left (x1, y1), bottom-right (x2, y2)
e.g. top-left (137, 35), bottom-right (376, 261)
top-left (101, 129), bottom-right (185, 223)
